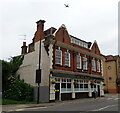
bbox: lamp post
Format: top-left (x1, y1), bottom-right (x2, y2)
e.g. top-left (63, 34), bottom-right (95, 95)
top-left (35, 20), bottom-right (45, 104)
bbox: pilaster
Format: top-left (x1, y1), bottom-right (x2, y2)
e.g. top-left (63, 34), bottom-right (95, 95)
top-left (88, 81), bottom-right (92, 97)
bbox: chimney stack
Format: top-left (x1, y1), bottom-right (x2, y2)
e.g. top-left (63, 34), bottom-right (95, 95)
top-left (35, 20), bottom-right (46, 42)
top-left (21, 41), bottom-right (27, 54)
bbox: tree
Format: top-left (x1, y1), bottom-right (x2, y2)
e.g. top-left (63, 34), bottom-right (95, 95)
top-left (2, 55), bottom-right (33, 101)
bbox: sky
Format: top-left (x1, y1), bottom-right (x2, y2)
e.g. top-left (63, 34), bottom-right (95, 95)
top-left (0, 0), bottom-right (119, 61)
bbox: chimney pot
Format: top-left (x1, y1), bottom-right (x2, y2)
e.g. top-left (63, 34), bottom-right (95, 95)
top-left (21, 41), bottom-right (27, 54)
top-left (36, 20), bottom-right (46, 25)
top-left (23, 42), bottom-right (26, 46)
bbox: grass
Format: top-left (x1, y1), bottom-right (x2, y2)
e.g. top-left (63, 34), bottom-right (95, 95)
top-left (2, 99), bottom-right (39, 105)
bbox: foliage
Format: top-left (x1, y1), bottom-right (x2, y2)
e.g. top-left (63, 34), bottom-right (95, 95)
top-left (51, 80), bottom-right (56, 84)
top-left (73, 81), bottom-right (78, 85)
top-left (2, 55), bottom-right (33, 101)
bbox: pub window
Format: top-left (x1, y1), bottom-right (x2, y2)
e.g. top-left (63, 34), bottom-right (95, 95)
top-left (67, 79), bottom-right (71, 82)
top-left (83, 57), bottom-right (88, 70)
top-left (62, 79), bottom-right (66, 82)
top-left (80, 84), bottom-right (83, 88)
top-left (92, 58), bottom-right (96, 71)
top-left (55, 49), bottom-right (62, 65)
top-left (84, 84), bottom-right (88, 88)
top-left (74, 84), bottom-right (79, 88)
top-left (76, 55), bottom-right (82, 69)
top-left (67, 83), bottom-right (71, 88)
top-left (64, 52), bottom-right (70, 67)
top-left (61, 83), bottom-right (66, 88)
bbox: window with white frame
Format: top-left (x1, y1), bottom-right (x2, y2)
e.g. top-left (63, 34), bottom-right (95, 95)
top-left (92, 58), bottom-right (96, 71)
top-left (76, 55), bottom-right (82, 69)
top-left (64, 52), bottom-right (70, 67)
top-left (55, 49), bottom-right (62, 65)
top-left (97, 60), bottom-right (101, 72)
top-left (83, 57), bottom-right (88, 70)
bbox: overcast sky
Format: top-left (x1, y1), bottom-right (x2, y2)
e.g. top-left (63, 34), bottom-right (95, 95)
top-left (0, 0), bottom-right (119, 60)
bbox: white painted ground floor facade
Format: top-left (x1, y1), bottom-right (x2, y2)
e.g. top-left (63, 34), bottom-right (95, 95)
top-left (50, 73), bottom-right (104, 101)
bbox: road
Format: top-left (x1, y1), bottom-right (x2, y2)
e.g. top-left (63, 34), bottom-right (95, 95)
top-left (2, 94), bottom-right (120, 112)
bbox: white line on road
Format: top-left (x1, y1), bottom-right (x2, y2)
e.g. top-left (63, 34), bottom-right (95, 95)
top-left (16, 107), bottom-right (47, 111)
top-left (92, 104), bottom-right (117, 111)
top-left (6, 107), bottom-right (47, 112)
top-left (107, 98), bottom-right (113, 100)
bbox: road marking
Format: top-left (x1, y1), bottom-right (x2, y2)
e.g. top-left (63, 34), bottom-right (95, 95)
top-left (26, 106), bottom-right (47, 110)
top-left (107, 98), bottom-right (113, 100)
top-left (92, 104), bottom-right (117, 111)
top-left (5, 107), bottom-right (47, 112)
top-left (114, 98), bottom-right (120, 100)
top-left (107, 97), bottom-right (120, 100)
top-left (16, 109), bottom-right (24, 111)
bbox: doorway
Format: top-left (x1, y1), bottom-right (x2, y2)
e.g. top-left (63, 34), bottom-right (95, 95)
top-left (97, 85), bottom-right (100, 97)
top-left (55, 83), bottom-right (60, 100)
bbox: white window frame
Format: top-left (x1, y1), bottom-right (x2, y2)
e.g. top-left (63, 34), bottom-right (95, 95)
top-left (83, 56), bottom-right (88, 70)
top-left (64, 52), bottom-right (70, 67)
top-left (92, 58), bottom-right (96, 71)
top-left (76, 55), bottom-right (82, 69)
top-left (55, 49), bottom-right (62, 65)
top-left (97, 60), bottom-right (101, 72)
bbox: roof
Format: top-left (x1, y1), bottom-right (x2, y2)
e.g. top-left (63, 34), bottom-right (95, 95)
top-left (105, 55), bottom-right (120, 61)
top-left (44, 27), bottom-right (57, 36)
top-left (44, 25), bottom-right (91, 47)
top-left (51, 69), bottom-right (104, 80)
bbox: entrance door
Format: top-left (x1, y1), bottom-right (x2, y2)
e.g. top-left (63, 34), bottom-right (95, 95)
top-left (97, 85), bottom-right (100, 97)
top-left (55, 83), bottom-right (60, 100)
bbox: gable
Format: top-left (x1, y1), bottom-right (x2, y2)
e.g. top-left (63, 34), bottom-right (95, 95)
top-left (54, 25), bottom-right (71, 44)
top-left (91, 41), bottom-right (101, 55)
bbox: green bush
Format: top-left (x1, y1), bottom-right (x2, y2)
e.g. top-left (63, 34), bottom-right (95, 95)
top-left (2, 55), bottom-right (33, 101)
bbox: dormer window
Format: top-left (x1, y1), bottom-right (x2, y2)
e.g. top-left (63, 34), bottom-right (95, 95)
top-left (71, 37), bottom-right (88, 48)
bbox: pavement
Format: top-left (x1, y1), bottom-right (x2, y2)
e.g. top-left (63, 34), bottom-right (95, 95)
top-left (1, 94), bottom-right (119, 112)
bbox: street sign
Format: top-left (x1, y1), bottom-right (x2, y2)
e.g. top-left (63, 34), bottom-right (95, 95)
top-left (36, 69), bottom-right (41, 83)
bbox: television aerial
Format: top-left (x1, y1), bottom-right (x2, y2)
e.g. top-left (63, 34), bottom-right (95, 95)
top-left (18, 34), bottom-right (26, 41)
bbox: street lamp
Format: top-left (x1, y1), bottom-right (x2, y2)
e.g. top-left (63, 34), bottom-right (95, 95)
top-left (35, 20), bottom-right (45, 104)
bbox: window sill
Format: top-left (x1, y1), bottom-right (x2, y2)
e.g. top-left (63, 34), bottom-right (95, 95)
top-left (64, 65), bottom-right (71, 68)
top-left (55, 64), bottom-right (63, 67)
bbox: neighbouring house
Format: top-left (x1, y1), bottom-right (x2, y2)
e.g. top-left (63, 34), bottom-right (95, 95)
top-left (17, 20), bottom-right (105, 102)
top-left (103, 55), bottom-right (120, 93)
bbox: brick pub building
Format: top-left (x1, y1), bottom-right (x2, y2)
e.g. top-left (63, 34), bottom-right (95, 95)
top-left (17, 20), bottom-right (104, 102)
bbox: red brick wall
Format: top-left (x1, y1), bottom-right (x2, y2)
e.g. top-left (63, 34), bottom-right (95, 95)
top-left (108, 89), bottom-right (118, 93)
top-left (52, 26), bottom-right (102, 76)
top-left (34, 24), bottom-right (45, 43)
top-left (53, 46), bottom-right (102, 75)
top-left (54, 27), bottom-right (71, 45)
